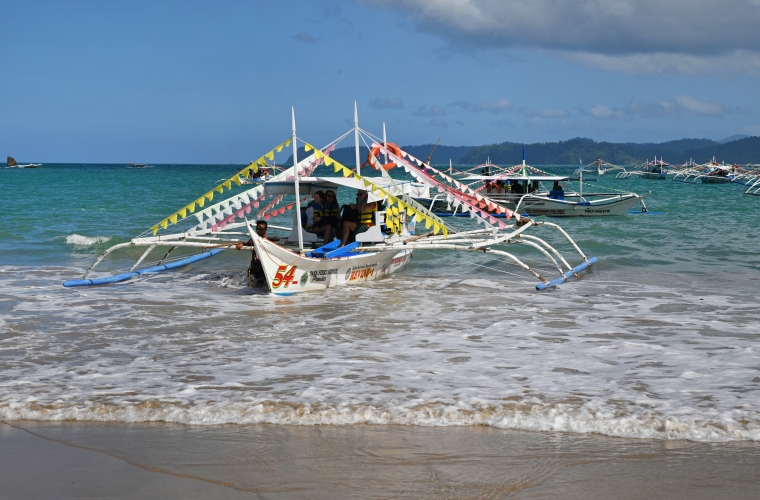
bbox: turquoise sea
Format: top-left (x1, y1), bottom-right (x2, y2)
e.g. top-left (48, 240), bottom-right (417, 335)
top-left (1, 163), bottom-right (759, 443)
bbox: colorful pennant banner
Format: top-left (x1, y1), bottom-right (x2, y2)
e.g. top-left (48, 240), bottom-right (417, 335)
top-left (375, 143), bottom-right (518, 228)
top-left (261, 196), bottom-right (308, 220)
top-left (150, 138), bottom-right (292, 235)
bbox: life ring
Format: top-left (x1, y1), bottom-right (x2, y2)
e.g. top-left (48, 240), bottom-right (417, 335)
top-left (364, 142), bottom-right (402, 170)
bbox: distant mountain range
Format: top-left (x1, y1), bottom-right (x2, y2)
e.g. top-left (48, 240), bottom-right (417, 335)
top-left (286, 135), bottom-right (760, 166)
top-left (460, 136), bottom-right (760, 165)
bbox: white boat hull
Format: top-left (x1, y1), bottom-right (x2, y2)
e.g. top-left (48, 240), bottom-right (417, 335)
top-left (492, 194), bottom-right (645, 216)
top-left (252, 236), bottom-right (412, 295)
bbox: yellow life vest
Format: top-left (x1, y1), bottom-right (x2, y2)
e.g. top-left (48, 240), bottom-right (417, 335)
top-left (323, 202), bottom-right (339, 218)
top-left (306, 202), bottom-right (324, 229)
top-left (358, 202), bottom-right (377, 225)
top-left (312, 204), bottom-right (324, 221)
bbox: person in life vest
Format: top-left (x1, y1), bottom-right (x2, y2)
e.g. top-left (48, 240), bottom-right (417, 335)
top-left (303, 191), bottom-right (335, 242)
top-left (321, 190), bottom-right (340, 242)
top-left (548, 181), bottom-right (565, 200)
top-left (339, 189), bottom-right (377, 247)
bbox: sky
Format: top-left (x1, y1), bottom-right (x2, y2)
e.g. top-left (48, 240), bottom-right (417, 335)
top-left (2, 0), bottom-right (760, 163)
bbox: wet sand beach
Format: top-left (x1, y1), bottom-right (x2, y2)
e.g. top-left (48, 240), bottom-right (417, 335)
top-left (3, 421), bottom-right (760, 499)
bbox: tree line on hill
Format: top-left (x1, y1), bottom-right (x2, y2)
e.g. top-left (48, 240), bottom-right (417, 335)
top-left (285, 136), bottom-right (760, 166)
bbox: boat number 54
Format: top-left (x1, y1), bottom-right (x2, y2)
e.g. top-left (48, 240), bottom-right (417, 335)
top-left (272, 265), bottom-right (297, 288)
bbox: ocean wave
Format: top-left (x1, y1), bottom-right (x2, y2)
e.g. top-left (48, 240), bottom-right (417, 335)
top-left (65, 234), bottom-right (112, 246)
top-left (2, 401), bottom-right (759, 443)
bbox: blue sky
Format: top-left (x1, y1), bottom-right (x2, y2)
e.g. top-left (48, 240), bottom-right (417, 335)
top-left (3, 0), bottom-right (760, 162)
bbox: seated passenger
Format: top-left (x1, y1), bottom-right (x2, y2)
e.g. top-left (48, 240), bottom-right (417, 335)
top-left (321, 190), bottom-right (340, 242)
top-left (548, 181), bottom-right (565, 199)
top-left (510, 180), bottom-right (524, 194)
top-left (340, 189), bottom-right (377, 247)
top-left (304, 191), bottom-right (334, 242)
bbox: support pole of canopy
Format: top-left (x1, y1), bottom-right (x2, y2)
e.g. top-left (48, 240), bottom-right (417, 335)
top-left (354, 101), bottom-right (361, 176)
top-left (292, 107), bottom-right (303, 252)
top-left (382, 122), bottom-right (388, 165)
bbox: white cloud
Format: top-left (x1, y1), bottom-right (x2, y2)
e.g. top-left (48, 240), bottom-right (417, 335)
top-left (361, 1), bottom-right (760, 74)
top-left (586, 95), bottom-right (727, 120)
top-left (451, 99), bottom-right (513, 113)
top-left (369, 97), bottom-right (404, 109)
top-left (563, 50), bottom-right (760, 75)
top-left (413, 104), bottom-right (447, 117)
top-left (429, 117), bottom-right (448, 127)
top-left (522, 107), bottom-right (569, 118)
top-left (587, 104), bottom-right (629, 120)
top-left (673, 95), bottom-right (724, 116)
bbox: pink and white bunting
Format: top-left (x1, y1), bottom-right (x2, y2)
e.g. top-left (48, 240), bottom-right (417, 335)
top-left (376, 142), bottom-right (517, 225)
top-left (211, 194), bottom-right (266, 232)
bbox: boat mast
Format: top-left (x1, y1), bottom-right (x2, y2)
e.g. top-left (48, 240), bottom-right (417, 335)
top-left (292, 107), bottom-right (304, 252)
top-left (354, 101), bottom-right (361, 176)
top-left (579, 160), bottom-right (584, 201)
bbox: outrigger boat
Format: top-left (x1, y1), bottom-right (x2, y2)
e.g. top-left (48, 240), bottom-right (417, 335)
top-left (616, 157), bottom-right (668, 179)
top-left (673, 158), bottom-right (741, 184)
top-left (6, 156), bottom-right (40, 168)
top-left (640, 158), bottom-right (669, 180)
top-left (745, 176), bottom-right (760, 196)
top-left (414, 149), bottom-right (648, 217)
top-left (569, 158), bottom-right (626, 181)
top-left (569, 161), bottom-right (598, 182)
top-left (63, 106), bottom-right (598, 292)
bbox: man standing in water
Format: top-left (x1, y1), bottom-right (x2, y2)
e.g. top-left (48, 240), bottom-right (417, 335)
top-left (236, 220), bottom-right (277, 286)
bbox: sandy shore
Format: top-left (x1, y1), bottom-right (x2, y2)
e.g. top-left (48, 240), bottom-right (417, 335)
top-left (2, 421), bottom-right (759, 499)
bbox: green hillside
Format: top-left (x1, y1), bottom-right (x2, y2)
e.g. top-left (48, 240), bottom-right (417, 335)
top-left (285, 136), bottom-right (760, 166)
top-left (460, 136), bottom-right (760, 165)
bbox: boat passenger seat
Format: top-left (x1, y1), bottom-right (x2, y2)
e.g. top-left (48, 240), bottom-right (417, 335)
top-left (355, 211), bottom-right (387, 243)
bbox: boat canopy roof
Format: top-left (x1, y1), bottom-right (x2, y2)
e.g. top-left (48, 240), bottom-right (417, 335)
top-left (263, 176), bottom-right (397, 201)
top-left (463, 174), bottom-right (569, 182)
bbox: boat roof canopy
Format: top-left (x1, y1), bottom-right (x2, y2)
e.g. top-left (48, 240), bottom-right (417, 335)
top-left (463, 175), bottom-right (569, 181)
top-left (263, 176), bottom-right (395, 201)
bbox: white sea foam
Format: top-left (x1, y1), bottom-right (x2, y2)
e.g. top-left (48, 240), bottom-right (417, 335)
top-left (1, 265), bottom-right (759, 443)
top-left (65, 234), bottom-right (112, 246)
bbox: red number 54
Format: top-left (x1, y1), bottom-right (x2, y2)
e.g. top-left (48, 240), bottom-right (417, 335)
top-left (272, 265), bottom-right (296, 288)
